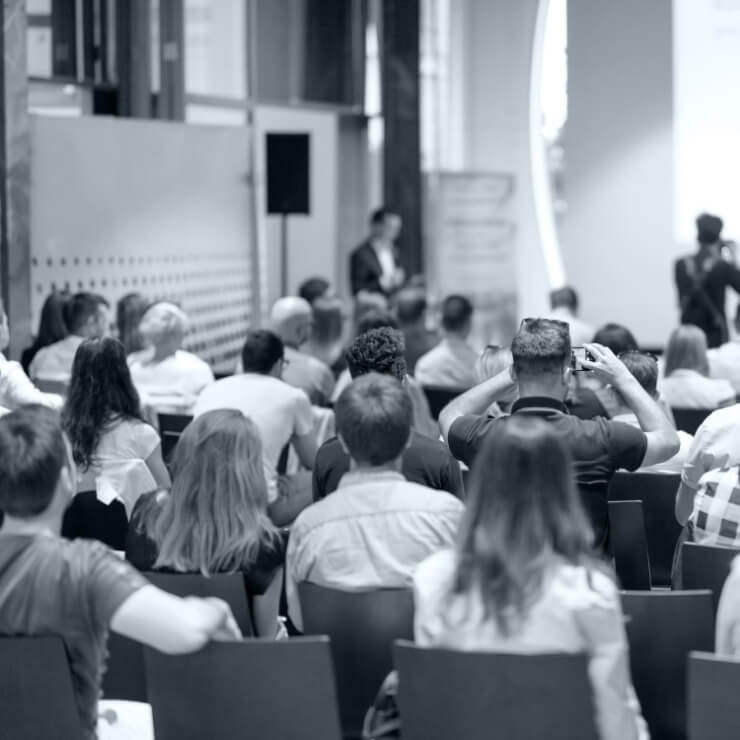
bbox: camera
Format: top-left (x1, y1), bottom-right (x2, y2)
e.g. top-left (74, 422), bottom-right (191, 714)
top-left (571, 347), bottom-right (594, 372)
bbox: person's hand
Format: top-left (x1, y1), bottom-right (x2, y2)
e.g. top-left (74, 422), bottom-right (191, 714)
top-left (581, 343), bottom-right (632, 387)
top-left (186, 596), bottom-right (242, 641)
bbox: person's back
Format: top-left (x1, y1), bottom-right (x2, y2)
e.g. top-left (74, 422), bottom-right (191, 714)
top-left (395, 287), bottom-right (437, 375)
top-left (708, 308), bottom-right (740, 393)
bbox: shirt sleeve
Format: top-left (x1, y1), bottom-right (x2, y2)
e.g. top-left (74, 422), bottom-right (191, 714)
top-left (0, 358), bottom-right (62, 410)
top-left (681, 417), bottom-right (718, 489)
top-left (285, 526), bottom-right (307, 631)
top-left (133, 421), bottom-right (161, 460)
top-left (716, 555), bottom-right (740, 655)
top-left (604, 420), bottom-right (648, 472)
top-left (292, 392), bottom-right (315, 438)
top-left (441, 450), bottom-right (465, 499)
top-left (447, 415), bottom-right (492, 467)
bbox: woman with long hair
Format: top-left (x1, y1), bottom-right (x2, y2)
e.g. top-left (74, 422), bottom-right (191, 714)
top-left (62, 337), bottom-right (170, 512)
top-left (413, 416), bottom-right (647, 740)
top-left (126, 410), bottom-right (285, 637)
top-left (21, 291), bottom-right (71, 373)
top-left (116, 292), bottom-right (149, 355)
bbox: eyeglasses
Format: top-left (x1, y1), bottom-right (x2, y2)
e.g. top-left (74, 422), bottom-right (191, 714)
top-left (519, 317), bottom-right (569, 331)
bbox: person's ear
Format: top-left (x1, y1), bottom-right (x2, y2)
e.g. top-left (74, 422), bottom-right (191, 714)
top-left (563, 365), bottom-right (573, 386)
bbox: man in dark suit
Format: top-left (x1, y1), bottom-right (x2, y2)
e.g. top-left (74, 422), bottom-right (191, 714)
top-left (350, 207), bottom-right (405, 296)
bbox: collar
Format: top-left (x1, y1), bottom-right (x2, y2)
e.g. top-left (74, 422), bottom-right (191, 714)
top-left (511, 396), bottom-right (569, 415)
top-left (337, 469), bottom-right (405, 489)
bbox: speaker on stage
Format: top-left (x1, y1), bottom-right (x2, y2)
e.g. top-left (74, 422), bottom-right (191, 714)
top-left (266, 133), bottom-right (310, 215)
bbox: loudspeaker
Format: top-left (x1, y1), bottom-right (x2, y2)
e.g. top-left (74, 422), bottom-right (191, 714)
top-left (266, 133), bottom-right (310, 215)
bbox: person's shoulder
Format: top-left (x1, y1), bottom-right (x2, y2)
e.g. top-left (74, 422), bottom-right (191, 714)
top-left (551, 561), bottom-right (619, 609)
top-left (413, 548), bottom-right (457, 597)
top-left (177, 350), bottom-right (211, 369)
top-left (408, 432), bottom-right (451, 456)
top-left (394, 479), bottom-right (464, 510)
top-left (316, 436), bottom-right (342, 460)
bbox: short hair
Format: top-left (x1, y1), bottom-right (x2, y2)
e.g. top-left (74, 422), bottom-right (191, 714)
top-left (696, 213), bottom-right (723, 246)
top-left (592, 323), bottom-right (638, 355)
top-left (395, 288), bottom-right (427, 325)
top-left (664, 324), bottom-right (709, 377)
top-left (511, 318), bottom-right (571, 379)
top-left (619, 351), bottom-right (658, 397)
top-left (370, 206), bottom-right (396, 226)
top-left (356, 309), bottom-right (400, 335)
top-left (64, 292), bottom-right (109, 333)
top-left (335, 373), bottom-right (412, 466)
top-left (345, 327), bottom-right (406, 380)
top-left (442, 295), bottom-right (473, 332)
top-left (549, 286), bottom-right (579, 312)
top-left (138, 302), bottom-right (189, 347)
top-left (241, 330), bottom-right (284, 375)
top-left (0, 405), bottom-right (68, 517)
top-left (298, 276), bottom-right (330, 306)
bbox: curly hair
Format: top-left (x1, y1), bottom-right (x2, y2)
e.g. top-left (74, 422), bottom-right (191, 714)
top-left (345, 326), bottom-right (407, 380)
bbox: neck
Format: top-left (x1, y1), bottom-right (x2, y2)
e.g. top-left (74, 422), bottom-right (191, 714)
top-left (348, 456), bottom-right (403, 475)
top-left (152, 341), bottom-right (178, 362)
top-left (1, 512), bottom-right (61, 537)
top-left (444, 331), bottom-right (467, 343)
top-left (517, 381), bottom-right (566, 402)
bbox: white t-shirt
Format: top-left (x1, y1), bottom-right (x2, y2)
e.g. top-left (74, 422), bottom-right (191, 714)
top-left (29, 335), bottom-right (84, 384)
top-left (193, 373), bottom-right (314, 500)
top-left (659, 369), bottom-right (735, 410)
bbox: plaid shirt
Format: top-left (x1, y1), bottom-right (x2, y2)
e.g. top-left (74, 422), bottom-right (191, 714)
top-left (691, 467), bottom-right (740, 546)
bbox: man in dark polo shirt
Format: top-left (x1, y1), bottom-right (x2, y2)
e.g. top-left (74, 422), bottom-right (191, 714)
top-left (313, 327), bottom-right (464, 501)
top-left (439, 318), bottom-right (679, 551)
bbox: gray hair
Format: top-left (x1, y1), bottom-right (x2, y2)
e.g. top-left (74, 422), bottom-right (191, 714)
top-left (139, 302), bottom-right (189, 347)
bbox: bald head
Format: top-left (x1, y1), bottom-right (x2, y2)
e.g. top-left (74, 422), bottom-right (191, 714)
top-left (270, 296), bottom-right (313, 348)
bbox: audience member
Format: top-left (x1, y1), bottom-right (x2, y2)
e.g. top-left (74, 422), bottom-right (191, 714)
top-left (439, 318), bottom-right (679, 551)
top-left (30, 292), bottom-right (110, 385)
top-left (0, 405), bottom-right (240, 740)
top-left (126, 410), bottom-right (285, 637)
top-left (128, 302), bottom-right (214, 414)
top-left (20, 290), bottom-right (70, 373)
top-left (476, 344), bottom-right (516, 416)
top-left (709, 305), bottom-right (740, 393)
top-left (116, 292), bottom-right (149, 355)
top-left (313, 327), bottom-right (464, 501)
top-left (592, 323), bottom-right (639, 355)
top-left (301, 296), bottom-right (346, 376)
top-left (548, 286), bottom-right (595, 346)
top-left (62, 337), bottom-right (170, 514)
top-left (298, 276), bottom-right (331, 306)
top-left (286, 373), bottom-right (463, 629)
top-left (350, 206), bottom-right (405, 296)
top-left (395, 287), bottom-right (437, 375)
top-left (415, 294), bottom-right (478, 390)
top-left (660, 325), bottom-right (735, 409)
top-left (270, 296), bottom-right (335, 406)
top-left (611, 351), bottom-right (692, 474)
top-left (193, 330), bottom-right (316, 526)
top-left (675, 212), bottom-right (740, 348)
top-left (414, 416), bottom-right (647, 740)
top-left (716, 555), bottom-right (740, 655)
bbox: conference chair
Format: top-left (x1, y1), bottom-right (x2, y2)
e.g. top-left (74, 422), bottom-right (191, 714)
top-left (680, 542), bottom-right (740, 613)
top-left (672, 408), bottom-right (713, 435)
top-left (298, 584), bottom-right (414, 739)
top-left (608, 471), bottom-right (682, 586)
top-left (103, 572), bottom-right (253, 702)
top-left (157, 413), bottom-right (193, 462)
top-left (144, 637), bottom-right (342, 740)
top-left (421, 386), bottom-right (466, 420)
top-left (0, 636), bottom-right (83, 740)
top-left (621, 590), bottom-right (714, 740)
top-left (608, 500), bottom-right (652, 590)
top-left (688, 651), bottom-right (740, 740)
top-left (393, 642), bottom-right (598, 740)
top-left (61, 490), bottom-right (128, 550)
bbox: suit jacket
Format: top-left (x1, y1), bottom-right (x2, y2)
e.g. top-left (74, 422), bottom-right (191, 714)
top-left (350, 240), bottom-right (401, 296)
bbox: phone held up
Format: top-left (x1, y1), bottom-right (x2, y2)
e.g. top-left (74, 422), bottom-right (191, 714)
top-left (571, 346), bottom-right (595, 372)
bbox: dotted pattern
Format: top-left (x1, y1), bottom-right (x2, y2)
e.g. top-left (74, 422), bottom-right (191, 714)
top-left (30, 250), bottom-right (252, 374)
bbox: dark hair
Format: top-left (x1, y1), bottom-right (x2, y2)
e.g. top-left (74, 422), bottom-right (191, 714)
top-left (0, 406), bottom-right (69, 518)
top-left (664, 324), bottom-right (710, 377)
top-left (356, 309), bottom-right (400, 335)
top-left (696, 213), bottom-right (723, 246)
top-left (549, 286), bottom-right (579, 312)
top-left (511, 318), bottom-right (571, 379)
top-left (29, 291), bottom-right (70, 355)
top-left (311, 296), bottom-right (343, 345)
top-left (346, 327), bottom-right (407, 380)
top-left (64, 292), bottom-right (109, 334)
top-left (395, 288), bottom-right (427, 325)
top-left (619, 351), bottom-right (658, 397)
top-left (335, 373), bottom-right (412, 465)
top-left (116, 293), bottom-right (150, 354)
top-left (370, 206), bottom-right (396, 226)
top-left (592, 323), bottom-right (638, 355)
top-left (453, 416), bottom-right (599, 636)
top-left (298, 277), bottom-right (330, 306)
top-left (241, 330), bottom-right (284, 375)
top-left (442, 295), bottom-right (474, 332)
top-left (61, 337), bottom-right (143, 470)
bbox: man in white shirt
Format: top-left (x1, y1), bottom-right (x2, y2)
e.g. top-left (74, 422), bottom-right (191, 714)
top-left (29, 292), bottom-right (109, 387)
top-left (415, 294), bottom-right (479, 390)
top-left (193, 329), bottom-right (317, 525)
top-left (349, 207), bottom-right (405, 296)
top-left (709, 305), bottom-right (740, 393)
top-left (286, 372), bottom-right (463, 630)
top-left (547, 286), bottom-right (595, 347)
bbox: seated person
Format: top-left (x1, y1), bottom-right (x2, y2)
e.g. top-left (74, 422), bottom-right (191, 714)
top-left (717, 555), bottom-right (740, 655)
top-left (395, 287), bottom-right (437, 375)
top-left (313, 327), bottom-right (464, 501)
top-left (547, 286), bottom-right (595, 347)
top-left (415, 294), bottom-right (479, 390)
top-left (660, 325), bottom-right (735, 410)
top-left (709, 305), bottom-right (740, 394)
top-left (30, 292), bottom-right (109, 386)
top-left (592, 323), bottom-right (639, 356)
top-left (128, 302), bottom-right (214, 414)
top-left (194, 330), bottom-right (317, 526)
top-left (298, 276), bottom-right (331, 307)
top-left (286, 373), bottom-right (464, 630)
top-left (116, 292), bottom-right (149, 355)
top-left (62, 337), bottom-right (171, 515)
top-left (476, 344), bottom-right (516, 417)
top-left (301, 296), bottom-right (346, 377)
top-left (0, 405), bottom-right (240, 740)
top-left (414, 416), bottom-right (647, 740)
top-left (126, 410), bottom-right (285, 637)
top-left (439, 319), bottom-right (679, 553)
top-left (21, 290), bottom-right (70, 373)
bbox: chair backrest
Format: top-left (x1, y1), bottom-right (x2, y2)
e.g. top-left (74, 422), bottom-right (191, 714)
top-left (298, 583), bottom-right (414, 739)
top-left (680, 542), bottom-right (740, 614)
top-left (394, 642), bottom-right (598, 740)
top-left (421, 386), bottom-right (465, 420)
top-left (61, 490), bottom-right (129, 550)
top-left (157, 413), bottom-right (193, 461)
top-left (0, 636), bottom-right (83, 739)
top-left (608, 500), bottom-right (651, 589)
top-left (672, 407), bottom-right (713, 435)
top-left (144, 637), bottom-right (342, 740)
top-left (608, 471), bottom-right (682, 586)
top-left (103, 571), bottom-right (253, 702)
top-left (688, 651), bottom-right (740, 740)
top-left (620, 590), bottom-right (714, 740)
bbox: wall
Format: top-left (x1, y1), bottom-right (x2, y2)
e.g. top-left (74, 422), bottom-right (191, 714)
top-left (563, 0), bottom-right (674, 347)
